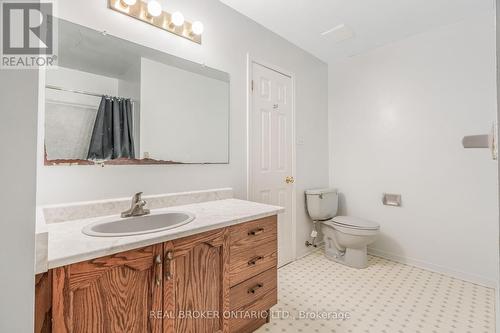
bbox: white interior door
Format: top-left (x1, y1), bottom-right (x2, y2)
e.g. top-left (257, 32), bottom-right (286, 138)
top-left (250, 62), bottom-right (294, 267)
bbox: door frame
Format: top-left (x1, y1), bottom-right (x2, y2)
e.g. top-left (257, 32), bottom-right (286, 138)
top-left (246, 54), bottom-right (297, 263)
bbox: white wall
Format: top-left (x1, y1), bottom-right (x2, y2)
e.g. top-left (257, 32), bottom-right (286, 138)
top-left (47, 66), bottom-right (119, 97)
top-left (329, 12), bottom-right (499, 286)
top-left (45, 67), bottom-right (118, 160)
top-left (37, 0), bottom-right (329, 258)
top-left (495, 0), bottom-right (500, 327)
top-left (117, 62), bottom-right (141, 156)
top-left (0, 70), bottom-right (38, 331)
top-left (140, 58), bottom-right (229, 163)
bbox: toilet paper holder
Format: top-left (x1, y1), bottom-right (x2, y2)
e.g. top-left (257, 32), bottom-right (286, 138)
top-left (382, 193), bottom-right (402, 207)
top-left (461, 122), bottom-right (498, 160)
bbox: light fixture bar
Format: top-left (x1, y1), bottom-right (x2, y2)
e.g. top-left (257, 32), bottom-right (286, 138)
top-left (108, 0), bottom-right (202, 44)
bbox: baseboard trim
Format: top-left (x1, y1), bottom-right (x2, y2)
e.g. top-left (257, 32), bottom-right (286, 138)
top-left (368, 247), bottom-right (497, 289)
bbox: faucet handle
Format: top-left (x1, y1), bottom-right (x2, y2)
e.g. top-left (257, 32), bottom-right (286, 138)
top-left (134, 192), bottom-right (148, 210)
top-left (133, 192), bottom-right (143, 202)
top-left (130, 192), bottom-right (146, 208)
top-left (122, 192), bottom-right (149, 218)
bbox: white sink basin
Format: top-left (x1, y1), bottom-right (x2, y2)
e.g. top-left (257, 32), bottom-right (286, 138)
top-left (82, 211), bottom-right (195, 237)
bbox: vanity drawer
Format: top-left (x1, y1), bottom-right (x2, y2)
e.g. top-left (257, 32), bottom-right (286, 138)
top-left (230, 267), bottom-right (277, 311)
top-left (229, 287), bottom-right (277, 333)
top-left (230, 216), bottom-right (277, 247)
top-left (229, 238), bottom-right (277, 286)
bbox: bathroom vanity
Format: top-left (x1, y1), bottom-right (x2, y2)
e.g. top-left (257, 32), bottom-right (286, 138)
top-left (34, 190), bottom-right (283, 333)
top-left (34, 16), bottom-right (283, 332)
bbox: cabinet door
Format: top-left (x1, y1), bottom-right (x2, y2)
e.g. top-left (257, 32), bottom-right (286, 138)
top-left (52, 245), bottom-right (163, 333)
top-left (164, 228), bottom-right (230, 333)
top-left (35, 271), bottom-right (52, 333)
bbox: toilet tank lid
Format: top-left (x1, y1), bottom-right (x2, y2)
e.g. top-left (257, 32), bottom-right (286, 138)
top-left (305, 188), bottom-right (337, 195)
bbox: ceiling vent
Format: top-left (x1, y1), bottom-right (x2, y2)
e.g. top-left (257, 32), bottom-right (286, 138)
top-left (320, 24), bottom-right (354, 42)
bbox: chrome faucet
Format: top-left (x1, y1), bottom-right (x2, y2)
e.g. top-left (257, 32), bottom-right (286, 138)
top-left (121, 192), bottom-right (150, 218)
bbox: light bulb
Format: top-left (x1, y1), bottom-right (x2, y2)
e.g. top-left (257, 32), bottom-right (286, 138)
top-left (171, 11), bottom-right (185, 27)
top-left (191, 21), bottom-right (204, 35)
top-left (147, 0), bottom-right (162, 17)
top-left (121, 0), bottom-right (137, 6)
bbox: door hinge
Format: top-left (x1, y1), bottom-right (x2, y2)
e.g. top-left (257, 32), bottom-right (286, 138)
top-left (251, 80), bottom-right (254, 92)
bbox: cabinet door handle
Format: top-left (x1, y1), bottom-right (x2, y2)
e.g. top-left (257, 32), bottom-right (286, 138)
top-left (154, 254), bottom-right (162, 286)
top-left (164, 251), bottom-right (173, 280)
top-left (247, 283), bottom-right (264, 294)
top-left (247, 256), bottom-right (264, 266)
top-left (248, 228), bottom-right (264, 236)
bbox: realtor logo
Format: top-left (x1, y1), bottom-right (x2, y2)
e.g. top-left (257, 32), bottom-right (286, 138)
top-left (1, 1), bottom-right (57, 68)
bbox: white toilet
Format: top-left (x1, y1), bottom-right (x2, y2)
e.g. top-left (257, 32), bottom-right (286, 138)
top-left (305, 188), bottom-right (380, 269)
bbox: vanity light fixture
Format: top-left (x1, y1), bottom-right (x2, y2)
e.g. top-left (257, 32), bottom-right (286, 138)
top-left (146, 0), bottom-right (162, 17)
top-left (120, 0), bottom-right (137, 7)
top-left (191, 21), bottom-right (204, 36)
top-left (171, 11), bottom-right (185, 27)
top-left (108, 0), bottom-right (203, 44)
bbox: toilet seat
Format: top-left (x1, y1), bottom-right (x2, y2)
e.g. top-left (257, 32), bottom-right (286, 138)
top-left (327, 216), bottom-right (380, 230)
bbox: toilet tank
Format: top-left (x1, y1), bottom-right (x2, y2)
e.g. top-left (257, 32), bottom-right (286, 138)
top-left (305, 188), bottom-right (339, 221)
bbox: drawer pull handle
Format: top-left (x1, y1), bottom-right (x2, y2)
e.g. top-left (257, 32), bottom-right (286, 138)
top-left (247, 283), bottom-right (264, 294)
top-left (247, 256), bottom-right (264, 266)
top-left (248, 228), bottom-right (264, 236)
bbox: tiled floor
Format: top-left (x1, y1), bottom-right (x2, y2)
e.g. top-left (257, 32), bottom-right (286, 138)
top-left (256, 250), bottom-right (496, 333)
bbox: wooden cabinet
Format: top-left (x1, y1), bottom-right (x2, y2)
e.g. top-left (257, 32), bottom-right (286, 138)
top-left (228, 216), bottom-right (277, 333)
top-left (35, 272), bottom-right (52, 333)
top-left (229, 268), bottom-right (277, 311)
top-left (52, 245), bottom-right (163, 333)
top-left (229, 217), bottom-right (277, 286)
top-left (37, 216), bottom-right (277, 333)
top-left (164, 228), bottom-right (230, 333)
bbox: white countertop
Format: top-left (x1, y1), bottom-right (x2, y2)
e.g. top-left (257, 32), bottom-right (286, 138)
top-left (46, 198), bottom-right (284, 270)
top-left (35, 208), bottom-right (49, 274)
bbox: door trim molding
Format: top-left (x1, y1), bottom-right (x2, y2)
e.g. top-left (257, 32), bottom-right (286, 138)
top-left (246, 54), bottom-right (297, 263)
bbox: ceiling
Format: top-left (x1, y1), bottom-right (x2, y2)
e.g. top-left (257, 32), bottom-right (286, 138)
top-left (219, 0), bottom-right (494, 63)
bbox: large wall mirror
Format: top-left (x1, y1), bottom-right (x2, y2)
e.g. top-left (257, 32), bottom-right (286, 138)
top-left (44, 19), bottom-right (230, 165)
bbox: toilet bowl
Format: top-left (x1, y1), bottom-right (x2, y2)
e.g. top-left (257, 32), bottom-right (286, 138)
top-left (322, 216), bottom-right (379, 269)
top-left (305, 188), bottom-right (380, 269)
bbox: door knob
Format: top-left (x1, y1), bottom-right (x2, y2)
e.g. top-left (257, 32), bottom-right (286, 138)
top-left (285, 176), bottom-right (295, 184)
